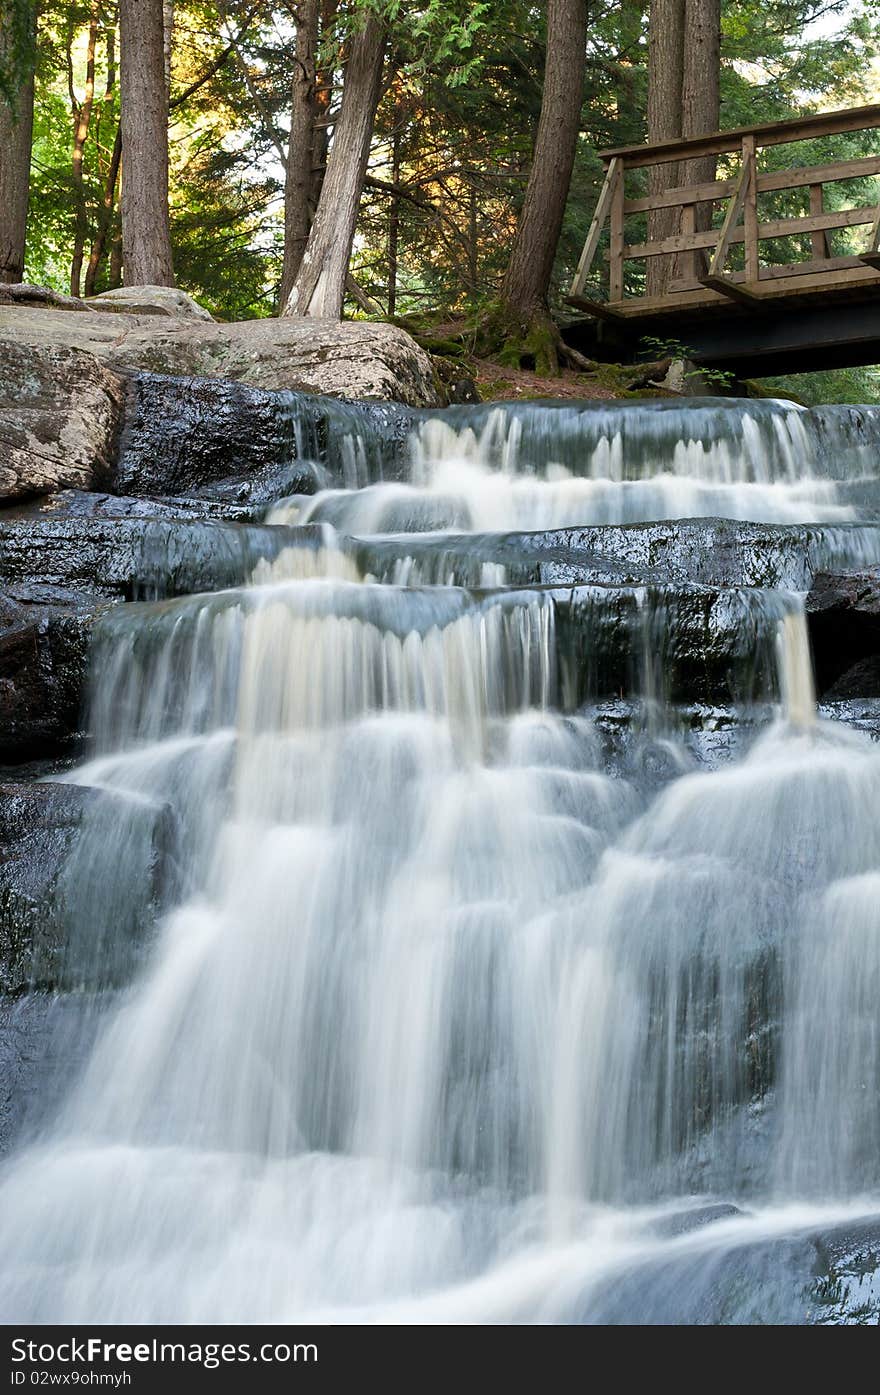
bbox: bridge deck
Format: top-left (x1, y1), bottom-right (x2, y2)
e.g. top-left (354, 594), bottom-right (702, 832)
top-left (568, 104), bottom-right (880, 367)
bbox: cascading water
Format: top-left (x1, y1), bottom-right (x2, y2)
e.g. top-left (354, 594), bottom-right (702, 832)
top-left (275, 398), bottom-right (880, 533)
top-left (3, 395), bottom-right (880, 1323)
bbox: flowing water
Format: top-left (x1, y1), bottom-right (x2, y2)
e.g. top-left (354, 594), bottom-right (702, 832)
top-left (3, 397), bottom-right (880, 1323)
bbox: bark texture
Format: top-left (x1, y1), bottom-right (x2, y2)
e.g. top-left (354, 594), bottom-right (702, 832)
top-left (681, 0), bottom-right (720, 194)
top-left (280, 0), bottom-right (319, 306)
top-left (119, 0), bottom-right (174, 286)
top-left (283, 15), bottom-right (385, 320)
top-left (70, 3), bottom-right (100, 297)
top-left (646, 0), bottom-right (684, 295)
top-left (499, 0), bottom-right (587, 325)
top-left (647, 0), bottom-right (721, 293)
top-left (0, 4), bottom-right (36, 285)
top-left (85, 21), bottom-right (120, 296)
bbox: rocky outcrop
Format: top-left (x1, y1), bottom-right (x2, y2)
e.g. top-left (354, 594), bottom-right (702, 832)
top-left (554, 582), bottom-right (782, 707)
top-left (0, 588), bottom-right (110, 761)
top-left (114, 372), bottom-right (320, 498)
top-left (0, 509), bottom-right (319, 601)
top-left (85, 285), bottom-right (215, 320)
top-left (0, 340), bottom-right (126, 505)
top-left (0, 783), bottom-right (95, 994)
top-left (0, 305), bottom-right (439, 406)
top-left (807, 567), bottom-right (880, 697)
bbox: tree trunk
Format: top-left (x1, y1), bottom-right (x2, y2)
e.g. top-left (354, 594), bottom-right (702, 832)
top-left (162, 0), bottom-right (174, 97)
top-left (310, 0), bottom-right (339, 210)
top-left (119, 0), bottom-right (174, 285)
top-left (283, 15), bottom-right (385, 319)
top-left (0, 3), bottom-right (36, 285)
top-left (646, 0), bottom-right (685, 296)
top-left (499, 0), bottom-right (587, 326)
top-left (681, 0), bottom-right (720, 235)
top-left (85, 19), bottom-right (120, 297)
top-left (280, 0), bottom-right (318, 306)
top-left (84, 125), bottom-right (122, 296)
top-left (71, 2), bottom-right (100, 297)
top-left (387, 121), bottom-right (401, 315)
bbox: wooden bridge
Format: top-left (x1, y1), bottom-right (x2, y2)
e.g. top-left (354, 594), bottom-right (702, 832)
top-left (566, 105), bottom-right (880, 376)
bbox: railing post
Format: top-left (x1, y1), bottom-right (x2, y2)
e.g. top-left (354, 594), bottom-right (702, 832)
top-left (809, 183), bottom-right (830, 260)
top-left (742, 134), bottom-right (759, 281)
top-left (679, 203), bottom-right (698, 285)
top-left (609, 162), bottom-right (625, 302)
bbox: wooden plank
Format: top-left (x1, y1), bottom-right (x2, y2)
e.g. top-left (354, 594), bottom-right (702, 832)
top-left (570, 158), bottom-right (621, 298)
top-left (686, 255), bottom-right (869, 285)
top-left (571, 265), bottom-right (880, 322)
top-left (599, 103), bottom-right (880, 169)
top-left (625, 177), bottom-right (736, 215)
top-left (700, 273), bottom-right (765, 308)
top-left (758, 153), bottom-right (880, 194)
top-left (564, 293), bottom-right (629, 321)
top-left (746, 266), bottom-right (880, 300)
top-left (620, 203), bottom-right (880, 260)
top-left (758, 253), bottom-right (868, 279)
top-left (743, 136), bottom-right (760, 282)
top-left (577, 287), bottom-right (732, 317)
top-left (624, 156), bottom-right (880, 217)
top-left (609, 163), bottom-right (625, 301)
top-left (758, 203), bottom-right (879, 240)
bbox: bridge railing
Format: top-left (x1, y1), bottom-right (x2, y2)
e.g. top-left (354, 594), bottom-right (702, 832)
top-left (569, 104), bottom-right (880, 316)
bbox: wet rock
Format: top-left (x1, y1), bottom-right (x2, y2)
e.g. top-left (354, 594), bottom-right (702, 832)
top-left (185, 461), bottom-right (321, 510)
top-left (807, 568), bottom-right (880, 696)
top-left (0, 784), bottom-right (95, 994)
top-left (0, 339), bottom-right (126, 504)
top-left (446, 378), bottom-right (480, 405)
top-left (818, 697), bottom-right (880, 740)
top-left (355, 520), bottom-right (880, 593)
top-left (568, 1215), bottom-right (880, 1324)
top-left (0, 306), bottom-right (439, 406)
top-left (823, 655), bottom-right (880, 700)
top-left (3, 488), bottom-right (250, 524)
top-left (0, 781), bottom-right (175, 995)
top-left (0, 995), bottom-right (92, 1153)
top-left (809, 1217), bottom-right (880, 1324)
top-left (0, 513), bottom-right (318, 602)
top-left (0, 588), bottom-right (110, 761)
top-left (114, 373), bottom-right (316, 497)
top-left (553, 582), bottom-right (782, 707)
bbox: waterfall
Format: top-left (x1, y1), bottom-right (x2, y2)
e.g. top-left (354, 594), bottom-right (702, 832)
top-left (3, 395), bottom-right (880, 1323)
top-left (272, 398), bottom-right (880, 533)
top-left (776, 607), bottom-right (817, 730)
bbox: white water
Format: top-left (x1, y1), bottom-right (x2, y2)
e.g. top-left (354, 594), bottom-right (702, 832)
top-left (272, 401), bottom-right (880, 532)
top-left (2, 399), bottom-right (880, 1323)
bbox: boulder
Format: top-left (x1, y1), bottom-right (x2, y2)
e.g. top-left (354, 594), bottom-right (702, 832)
top-left (85, 285), bottom-right (215, 320)
top-left (0, 306), bottom-right (439, 406)
top-left (114, 372), bottom-right (319, 497)
top-left (0, 340), bottom-right (126, 505)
